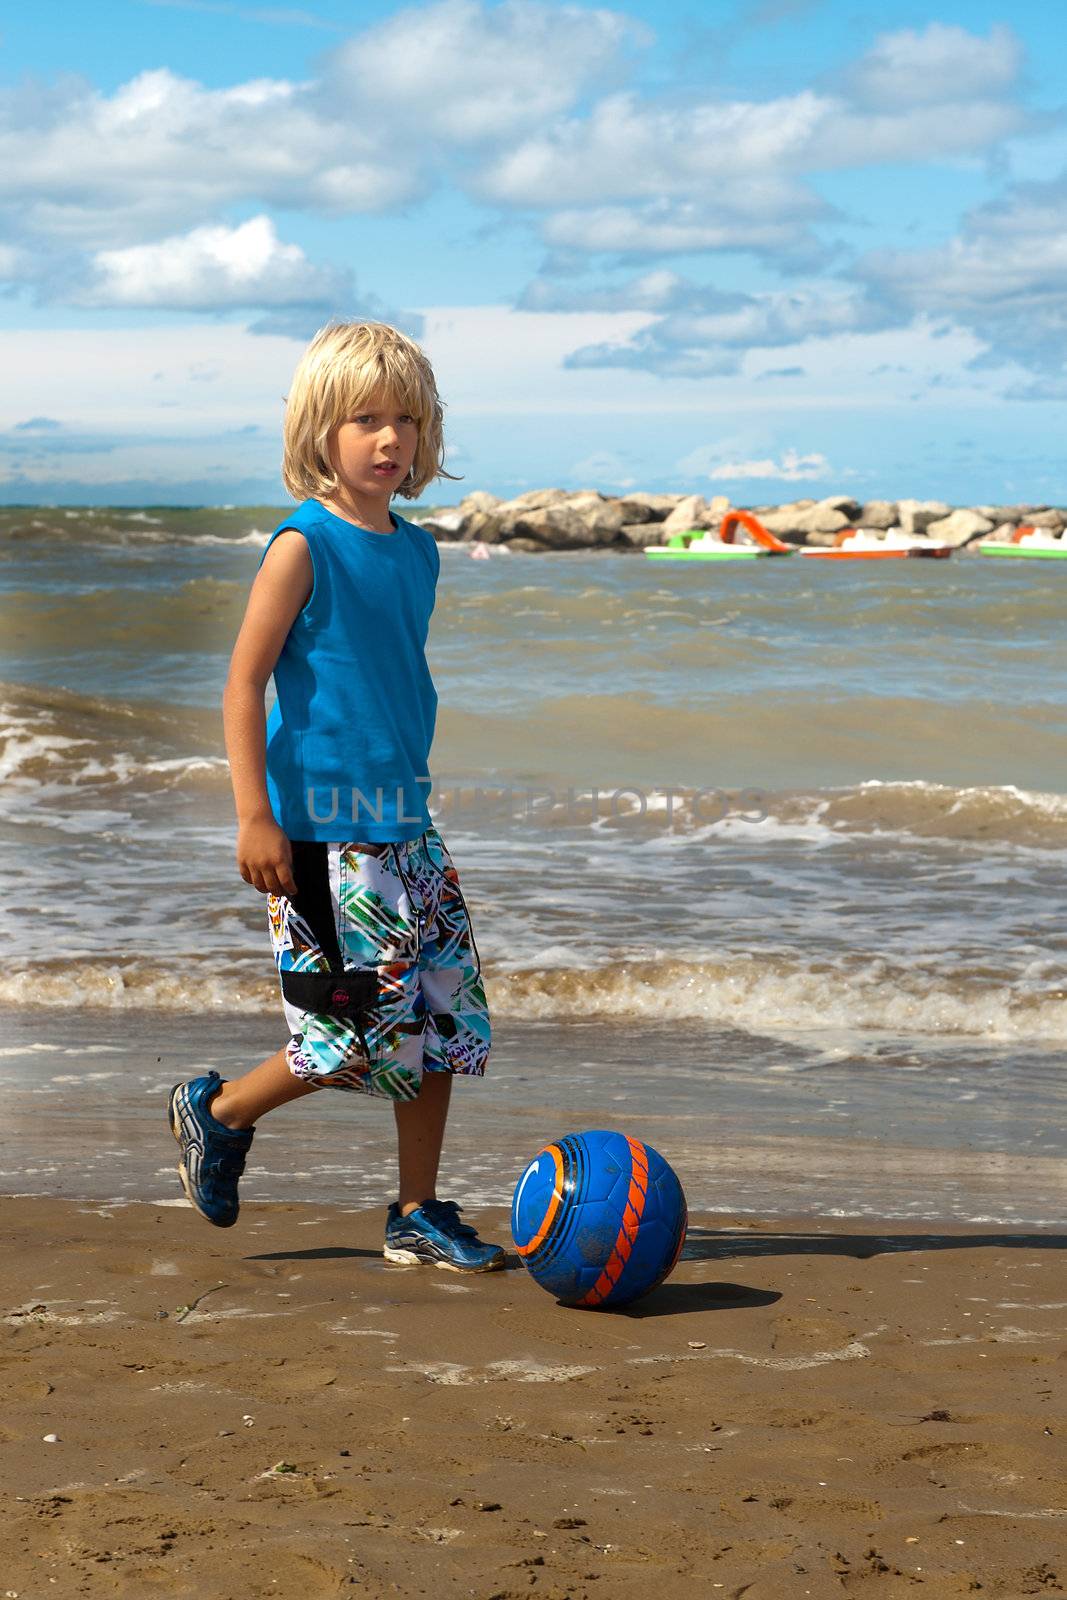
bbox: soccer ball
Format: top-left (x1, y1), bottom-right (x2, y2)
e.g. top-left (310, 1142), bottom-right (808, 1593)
top-left (510, 1129), bottom-right (687, 1309)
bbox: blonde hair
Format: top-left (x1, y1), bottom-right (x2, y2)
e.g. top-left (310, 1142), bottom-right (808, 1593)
top-left (281, 320), bottom-right (458, 501)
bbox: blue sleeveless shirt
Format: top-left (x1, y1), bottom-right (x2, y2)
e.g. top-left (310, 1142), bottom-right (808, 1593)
top-left (256, 498), bottom-right (440, 842)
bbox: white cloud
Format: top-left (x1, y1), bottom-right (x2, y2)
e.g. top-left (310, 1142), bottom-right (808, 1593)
top-left (0, 14), bottom-right (1027, 272)
top-left (474, 30), bottom-right (1026, 238)
top-left (0, 3), bottom-right (641, 254)
top-left (677, 446), bottom-right (831, 481)
top-left (0, 66), bottom-right (405, 251)
top-left (845, 22), bottom-right (1022, 110)
top-left (558, 280), bottom-right (890, 377)
top-left (71, 215), bottom-right (351, 309)
top-left (541, 199), bottom-right (823, 266)
top-left (857, 170), bottom-right (1067, 374)
top-left (0, 4), bottom-right (1050, 399)
top-left (800, 100), bottom-right (1021, 169)
top-left (0, 1), bottom-right (642, 311)
top-left (520, 269), bottom-right (695, 313)
top-left (477, 89), bottom-right (831, 206)
top-left (324, 0), bottom-right (642, 144)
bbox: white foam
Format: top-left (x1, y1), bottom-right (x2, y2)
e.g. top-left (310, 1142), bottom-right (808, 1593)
top-left (490, 955), bottom-right (1067, 1041)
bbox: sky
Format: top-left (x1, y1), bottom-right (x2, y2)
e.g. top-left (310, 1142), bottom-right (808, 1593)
top-left (1, 0), bottom-right (1066, 506)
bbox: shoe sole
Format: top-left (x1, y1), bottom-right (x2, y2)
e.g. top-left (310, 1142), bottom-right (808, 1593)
top-left (383, 1243), bottom-right (505, 1272)
top-left (168, 1084), bottom-right (237, 1229)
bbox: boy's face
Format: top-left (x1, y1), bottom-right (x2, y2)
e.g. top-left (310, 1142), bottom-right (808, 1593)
top-left (328, 397), bottom-right (419, 498)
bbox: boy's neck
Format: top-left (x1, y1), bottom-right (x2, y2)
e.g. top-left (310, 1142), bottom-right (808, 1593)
top-left (319, 489), bottom-right (396, 535)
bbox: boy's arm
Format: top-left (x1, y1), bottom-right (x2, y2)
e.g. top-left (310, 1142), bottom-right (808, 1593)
top-left (223, 530), bottom-right (313, 897)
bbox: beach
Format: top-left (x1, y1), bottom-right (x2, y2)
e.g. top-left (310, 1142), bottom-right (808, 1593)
top-left (2, 1003), bottom-right (1065, 1595)
top-left (2, 503), bottom-right (1066, 1594)
top-left (2, 1196), bottom-right (1064, 1598)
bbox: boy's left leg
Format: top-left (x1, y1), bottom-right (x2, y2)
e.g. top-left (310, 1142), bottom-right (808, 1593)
top-left (394, 1067), bottom-right (452, 1215)
top-left (385, 1073), bottom-right (505, 1267)
top-left (382, 827), bottom-right (504, 1271)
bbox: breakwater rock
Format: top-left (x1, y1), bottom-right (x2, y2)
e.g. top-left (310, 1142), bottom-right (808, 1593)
top-left (418, 491), bottom-right (1067, 553)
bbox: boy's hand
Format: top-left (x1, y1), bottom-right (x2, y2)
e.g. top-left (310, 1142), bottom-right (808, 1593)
top-left (237, 816), bottom-right (299, 898)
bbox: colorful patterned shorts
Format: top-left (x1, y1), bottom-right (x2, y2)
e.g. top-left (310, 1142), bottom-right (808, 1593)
top-left (266, 824), bottom-right (491, 1102)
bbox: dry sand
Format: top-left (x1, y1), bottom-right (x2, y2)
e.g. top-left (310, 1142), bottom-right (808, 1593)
top-left (1, 1198), bottom-right (1064, 1599)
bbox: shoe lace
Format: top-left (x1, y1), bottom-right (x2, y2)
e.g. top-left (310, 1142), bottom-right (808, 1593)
top-left (420, 1198), bottom-right (478, 1239)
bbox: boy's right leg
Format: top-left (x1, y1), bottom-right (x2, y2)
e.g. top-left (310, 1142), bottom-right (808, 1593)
top-left (168, 1045), bottom-right (319, 1227)
top-left (209, 1045), bottom-right (321, 1129)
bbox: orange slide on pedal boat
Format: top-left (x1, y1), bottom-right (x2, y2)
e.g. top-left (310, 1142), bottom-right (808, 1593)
top-left (721, 511), bottom-right (952, 559)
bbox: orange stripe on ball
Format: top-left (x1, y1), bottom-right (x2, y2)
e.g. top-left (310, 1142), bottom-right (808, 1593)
top-left (579, 1136), bottom-right (649, 1307)
top-left (515, 1144), bottom-right (565, 1259)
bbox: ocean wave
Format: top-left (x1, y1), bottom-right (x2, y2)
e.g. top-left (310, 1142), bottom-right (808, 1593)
top-left (6, 950), bottom-right (1065, 1041)
top-left (0, 681), bottom-right (228, 803)
top-left (491, 954), bottom-right (1067, 1039)
top-left (1, 674), bottom-right (1063, 853)
top-left (432, 777), bottom-right (1067, 851)
top-left (0, 507), bottom-right (278, 547)
top-left (812, 779), bottom-right (1067, 846)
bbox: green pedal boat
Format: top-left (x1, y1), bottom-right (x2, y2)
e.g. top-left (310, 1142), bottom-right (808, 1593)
top-left (978, 527), bottom-right (1067, 559)
top-left (646, 532), bottom-right (785, 561)
top-left (646, 515), bottom-right (795, 561)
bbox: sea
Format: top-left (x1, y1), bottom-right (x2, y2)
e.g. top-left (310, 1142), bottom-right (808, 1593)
top-left (1, 504), bottom-right (1065, 1227)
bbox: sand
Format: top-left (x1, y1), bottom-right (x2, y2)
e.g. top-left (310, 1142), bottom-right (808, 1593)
top-left (1, 1198), bottom-right (1064, 1598)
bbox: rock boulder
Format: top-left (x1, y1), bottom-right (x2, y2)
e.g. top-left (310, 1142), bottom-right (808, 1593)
top-left (463, 509), bottom-right (505, 544)
top-left (618, 521), bottom-right (669, 548)
top-left (925, 509), bottom-right (995, 547)
top-left (498, 488), bottom-right (570, 514)
top-left (662, 495), bottom-right (717, 535)
top-left (821, 496), bottom-right (863, 522)
top-left (621, 493), bottom-right (687, 519)
top-left (459, 490), bottom-right (501, 515)
top-left (420, 509), bottom-right (466, 541)
top-left (898, 499), bottom-right (951, 536)
top-left (757, 501), bottom-right (851, 537)
top-left (508, 504), bottom-right (618, 548)
top-left (859, 500), bottom-right (898, 530)
top-left (559, 493), bottom-right (627, 538)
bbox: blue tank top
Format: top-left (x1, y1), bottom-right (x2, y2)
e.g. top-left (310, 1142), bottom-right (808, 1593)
top-left (255, 498), bottom-right (440, 842)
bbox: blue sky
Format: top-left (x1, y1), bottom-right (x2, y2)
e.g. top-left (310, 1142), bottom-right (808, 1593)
top-left (1, 0), bottom-right (1065, 505)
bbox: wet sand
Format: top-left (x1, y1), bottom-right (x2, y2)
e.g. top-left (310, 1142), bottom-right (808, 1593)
top-left (2, 1008), bottom-right (1064, 1227)
top-left (2, 1196), bottom-right (1064, 1598)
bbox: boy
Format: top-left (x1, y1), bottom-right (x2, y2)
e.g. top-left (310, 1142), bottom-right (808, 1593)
top-left (167, 321), bottom-right (503, 1272)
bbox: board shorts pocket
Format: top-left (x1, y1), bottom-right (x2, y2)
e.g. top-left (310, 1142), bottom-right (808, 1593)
top-left (278, 966), bottom-right (379, 1058)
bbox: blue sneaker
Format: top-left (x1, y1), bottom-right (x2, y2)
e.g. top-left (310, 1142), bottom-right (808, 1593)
top-left (167, 1070), bottom-right (254, 1228)
top-left (384, 1199), bottom-right (506, 1272)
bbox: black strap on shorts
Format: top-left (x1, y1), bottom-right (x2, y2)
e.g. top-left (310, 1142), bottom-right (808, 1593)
top-left (288, 840), bottom-right (344, 971)
top-left (281, 841), bottom-right (377, 1038)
